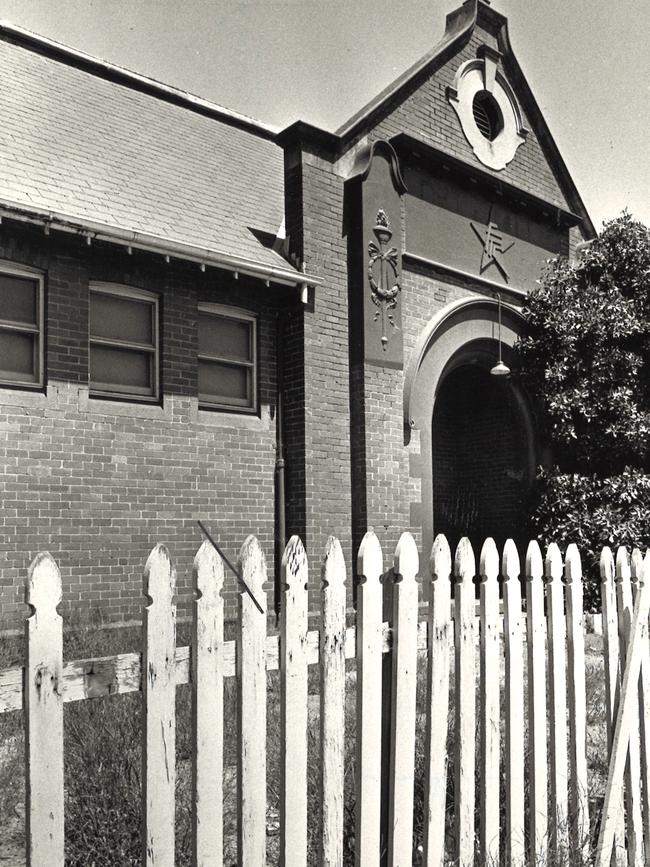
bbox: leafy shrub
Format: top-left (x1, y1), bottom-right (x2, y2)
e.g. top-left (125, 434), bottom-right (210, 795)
top-left (516, 212), bottom-right (650, 583)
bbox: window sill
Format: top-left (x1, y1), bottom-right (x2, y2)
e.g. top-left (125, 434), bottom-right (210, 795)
top-left (78, 388), bottom-right (173, 420)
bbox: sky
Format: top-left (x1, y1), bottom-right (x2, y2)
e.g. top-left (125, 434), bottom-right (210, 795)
top-left (1, 0), bottom-right (648, 230)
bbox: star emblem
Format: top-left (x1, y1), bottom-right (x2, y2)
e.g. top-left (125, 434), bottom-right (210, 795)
top-left (470, 205), bottom-right (515, 282)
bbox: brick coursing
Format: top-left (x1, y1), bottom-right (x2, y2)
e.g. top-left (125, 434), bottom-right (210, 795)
top-left (0, 224), bottom-right (282, 628)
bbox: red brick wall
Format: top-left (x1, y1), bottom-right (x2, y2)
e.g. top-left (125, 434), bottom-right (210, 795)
top-left (0, 223), bottom-right (282, 628)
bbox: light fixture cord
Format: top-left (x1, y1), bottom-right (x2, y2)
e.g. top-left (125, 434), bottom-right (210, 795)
top-left (497, 292), bottom-right (503, 362)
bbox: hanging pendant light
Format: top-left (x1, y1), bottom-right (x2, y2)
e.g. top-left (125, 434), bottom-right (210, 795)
top-left (490, 292), bottom-right (511, 377)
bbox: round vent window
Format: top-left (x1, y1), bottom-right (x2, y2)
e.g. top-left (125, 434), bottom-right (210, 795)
top-left (472, 91), bottom-right (504, 142)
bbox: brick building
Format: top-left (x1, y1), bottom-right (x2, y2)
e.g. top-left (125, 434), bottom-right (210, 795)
top-left (0, 0), bottom-right (595, 627)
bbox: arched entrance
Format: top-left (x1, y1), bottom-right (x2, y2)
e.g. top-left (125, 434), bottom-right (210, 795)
top-left (432, 355), bottom-right (530, 556)
top-left (403, 297), bottom-right (536, 562)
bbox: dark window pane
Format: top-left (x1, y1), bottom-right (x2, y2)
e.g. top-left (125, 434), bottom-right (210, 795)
top-left (0, 330), bottom-right (36, 381)
top-left (199, 313), bottom-right (251, 361)
top-left (90, 345), bottom-right (153, 392)
top-left (199, 360), bottom-right (250, 404)
top-left (90, 293), bottom-right (154, 345)
top-left (0, 274), bottom-right (38, 326)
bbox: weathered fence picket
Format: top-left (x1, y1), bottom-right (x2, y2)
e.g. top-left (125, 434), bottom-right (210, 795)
top-left (423, 535), bottom-right (452, 867)
top-left (503, 539), bottom-right (525, 867)
top-left (280, 536), bottom-right (309, 867)
top-left (546, 543), bottom-right (569, 860)
top-left (631, 547), bottom-right (650, 858)
top-left (192, 540), bottom-right (225, 867)
top-left (321, 536), bottom-right (347, 867)
top-left (526, 541), bottom-right (548, 865)
top-left (388, 533), bottom-right (419, 867)
top-left (237, 536), bottom-right (267, 866)
top-left (10, 534), bottom-right (650, 867)
top-left (615, 546), bottom-right (644, 867)
top-left (565, 544), bottom-right (590, 861)
top-left (25, 552), bottom-right (64, 867)
top-left (596, 551), bottom-right (650, 867)
top-left (142, 544), bottom-right (177, 867)
top-left (355, 531), bottom-right (383, 867)
top-left (479, 538), bottom-right (500, 867)
top-left (600, 546), bottom-right (626, 867)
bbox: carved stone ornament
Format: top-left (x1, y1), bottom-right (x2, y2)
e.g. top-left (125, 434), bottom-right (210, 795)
top-left (368, 209), bottom-right (401, 350)
top-left (470, 204), bottom-right (515, 282)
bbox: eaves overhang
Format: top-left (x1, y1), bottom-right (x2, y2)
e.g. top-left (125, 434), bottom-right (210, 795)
top-left (392, 133), bottom-right (583, 229)
top-left (0, 199), bottom-right (323, 290)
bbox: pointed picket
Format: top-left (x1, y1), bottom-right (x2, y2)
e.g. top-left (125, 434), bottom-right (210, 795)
top-left (422, 535), bottom-right (452, 867)
top-left (478, 538), bottom-right (500, 867)
top-left (142, 544), bottom-right (177, 867)
top-left (546, 543), bottom-right (569, 860)
top-left (565, 545), bottom-right (590, 861)
top-left (355, 531), bottom-right (384, 867)
top-left (503, 539), bottom-right (525, 867)
top-left (615, 546), bottom-right (644, 867)
top-left (321, 536), bottom-right (347, 867)
top-left (25, 552), bottom-right (64, 867)
top-left (632, 547), bottom-right (650, 860)
top-left (237, 536), bottom-right (267, 867)
top-left (526, 541), bottom-right (548, 864)
top-left (280, 536), bottom-right (309, 867)
top-left (596, 551), bottom-right (650, 867)
top-left (454, 537), bottom-right (476, 867)
top-left (192, 540), bottom-right (225, 867)
top-left (388, 532), bottom-right (419, 867)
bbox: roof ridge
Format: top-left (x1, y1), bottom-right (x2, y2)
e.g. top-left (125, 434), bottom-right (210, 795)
top-left (0, 20), bottom-right (278, 140)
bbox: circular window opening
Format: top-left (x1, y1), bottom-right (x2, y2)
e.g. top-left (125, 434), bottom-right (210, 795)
top-left (472, 91), bottom-right (504, 142)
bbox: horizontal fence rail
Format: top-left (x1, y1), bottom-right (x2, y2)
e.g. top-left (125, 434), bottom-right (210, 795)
top-left (2, 534), bottom-right (650, 866)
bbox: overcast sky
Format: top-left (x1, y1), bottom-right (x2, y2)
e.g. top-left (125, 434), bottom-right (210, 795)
top-left (2, 0), bottom-right (648, 229)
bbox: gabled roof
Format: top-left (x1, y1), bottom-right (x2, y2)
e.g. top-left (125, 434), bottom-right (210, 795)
top-left (0, 23), bottom-right (313, 285)
top-left (280, 0), bottom-right (595, 239)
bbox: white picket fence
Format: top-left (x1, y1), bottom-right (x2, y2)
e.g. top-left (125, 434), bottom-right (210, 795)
top-left (1, 532), bottom-right (650, 866)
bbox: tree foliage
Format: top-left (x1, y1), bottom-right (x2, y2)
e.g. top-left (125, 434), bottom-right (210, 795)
top-left (516, 213), bottom-right (650, 606)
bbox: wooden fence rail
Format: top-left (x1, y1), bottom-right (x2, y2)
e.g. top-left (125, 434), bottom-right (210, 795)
top-left (4, 533), bottom-right (650, 866)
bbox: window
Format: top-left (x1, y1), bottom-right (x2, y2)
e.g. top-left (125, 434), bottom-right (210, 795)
top-left (198, 304), bottom-right (257, 412)
top-left (0, 264), bottom-right (44, 389)
top-left (89, 283), bottom-right (159, 400)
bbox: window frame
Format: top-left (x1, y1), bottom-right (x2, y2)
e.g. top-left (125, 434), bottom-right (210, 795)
top-left (198, 303), bottom-right (258, 414)
top-left (89, 282), bottom-right (160, 402)
top-left (0, 261), bottom-right (45, 390)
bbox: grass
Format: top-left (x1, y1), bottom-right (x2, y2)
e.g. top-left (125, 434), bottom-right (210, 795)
top-left (0, 625), bottom-right (617, 865)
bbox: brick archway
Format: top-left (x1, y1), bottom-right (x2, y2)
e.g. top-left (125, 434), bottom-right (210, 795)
top-left (404, 297), bottom-right (536, 562)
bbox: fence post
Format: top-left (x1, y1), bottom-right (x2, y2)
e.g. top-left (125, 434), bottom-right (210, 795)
top-left (615, 546), bottom-right (644, 867)
top-left (388, 533), bottom-right (419, 867)
top-left (503, 539), bottom-right (525, 867)
top-left (142, 544), bottom-right (177, 867)
top-left (526, 541), bottom-right (548, 864)
top-left (25, 552), bottom-right (64, 867)
top-left (280, 536), bottom-right (309, 867)
top-left (423, 534), bottom-right (452, 867)
top-left (355, 531), bottom-right (383, 867)
top-left (192, 540), bottom-right (224, 867)
top-left (546, 543), bottom-right (569, 860)
top-left (479, 538), bottom-right (499, 867)
top-left (454, 537), bottom-right (476, 867)
top-left (321, 536), bottom-right (347, 867)
top-left (565, 544), bottom-right (590, 861)
top-left (237, 536), bottom-right (267, 867)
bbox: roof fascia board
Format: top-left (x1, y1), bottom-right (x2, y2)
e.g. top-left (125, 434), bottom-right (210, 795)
top-left (492, 22), bottom-right (596, 238)
top-left (392, 133), bottom-right (582, 227)
top-left (275, 120), bottom-right (340, 152)
top-left (0, 199), bottom-right (321, 288)
top-left (334, 0), bottom-right (478, 141)
top-left (0, 21), bottom-right (278, 141)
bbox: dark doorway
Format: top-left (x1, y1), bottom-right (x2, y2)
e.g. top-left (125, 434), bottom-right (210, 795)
top-left (432, 363), bottom-right (529, 560)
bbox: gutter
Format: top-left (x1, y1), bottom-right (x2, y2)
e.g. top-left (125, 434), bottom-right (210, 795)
top-left (0, 199), bottom-right (322, 290)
